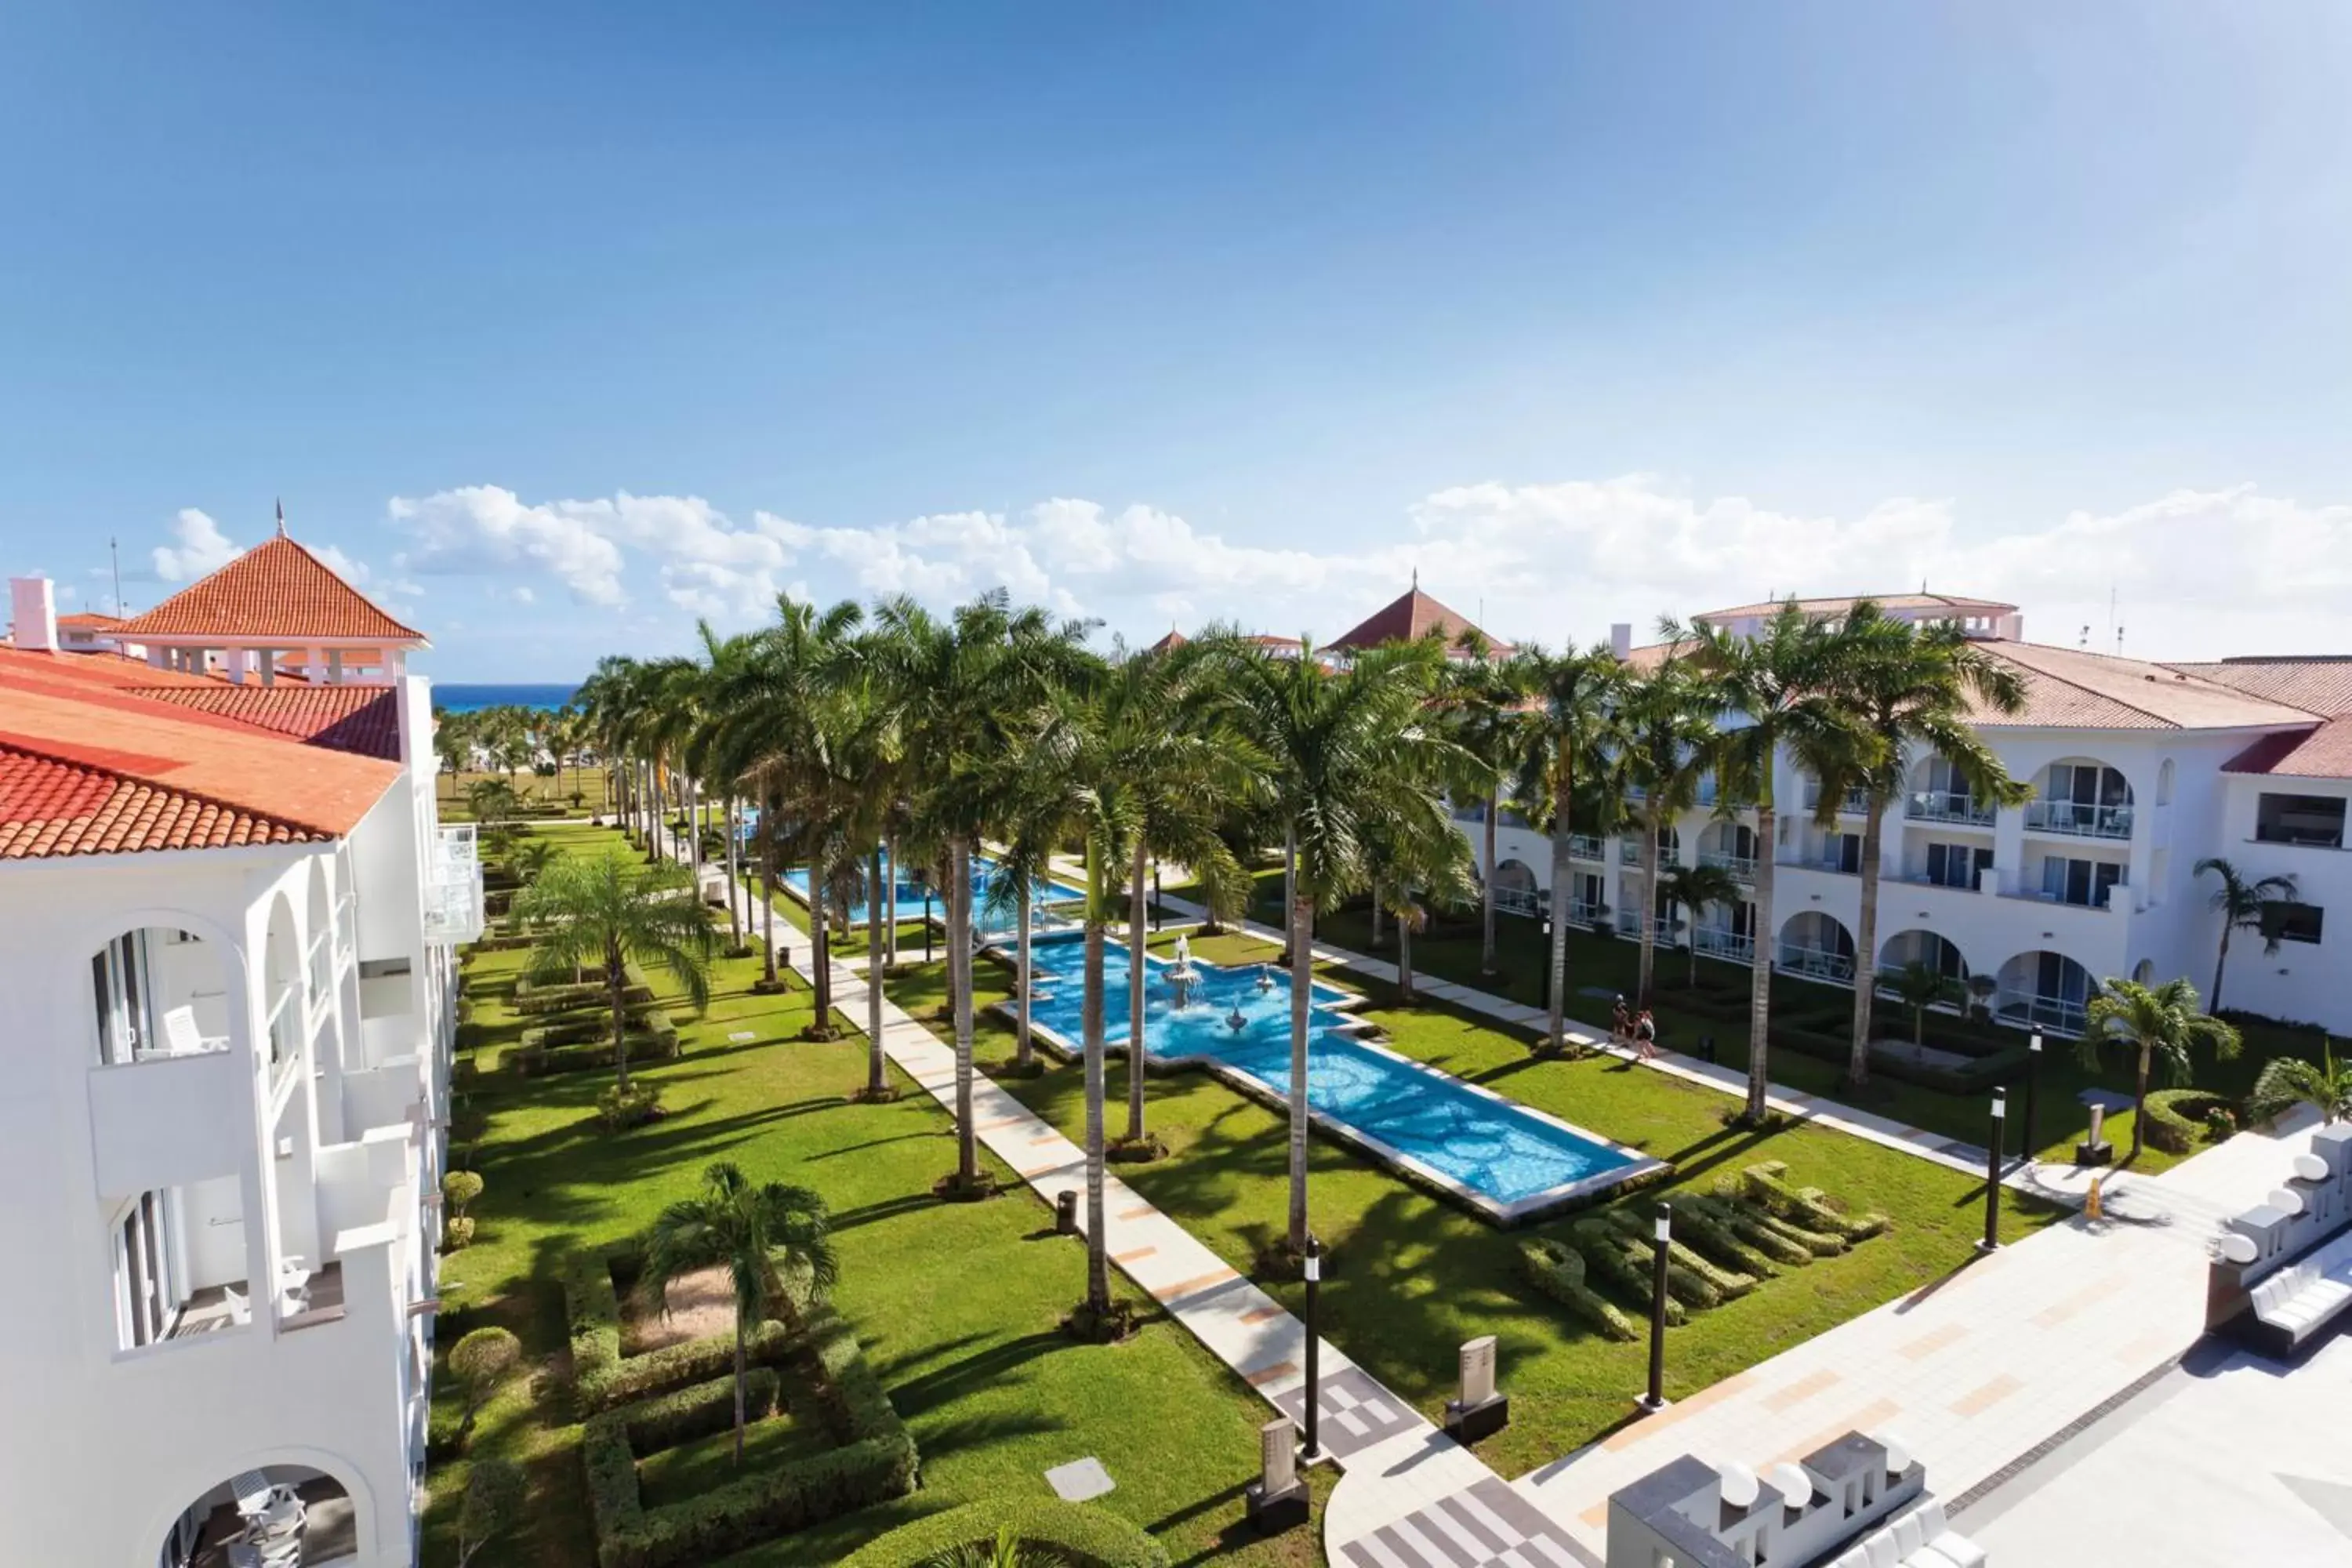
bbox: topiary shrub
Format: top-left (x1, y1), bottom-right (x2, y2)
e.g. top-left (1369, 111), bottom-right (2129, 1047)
top-left (1662, 1196), bottom-right (1784, 1279)
top-left (1686, 1191), bottom-right (1817, 1269)
top-left (1569, 1220), bottom-right (1689, 1323)
top-left (443, 1171), bottom-right (485, 1250)
top-left (1599, 1206), bottom-right (1759, 1301)
top-left (837, 1501), bottom-right (1170, 1568)
top-left (1518, 1236), bottom-right (1640, 1341)
top-left (448, 1326), bottom-right (522, 1450)
top-left (597, 1082), bottom-right (667, 1133)
top-left (1742, 1161), bottom-right (1889, 1242)
top-left (2142, 1089), bottom-right (2236, 1154)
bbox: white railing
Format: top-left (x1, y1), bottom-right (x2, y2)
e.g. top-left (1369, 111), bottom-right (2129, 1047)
top-left (1568, 902), bottom-right (1606, 928)
top-left (1617, 913), bottom-right (1676, 942)
top-left (1694, 928), bottom-right (1755, 962)
top-left (1781, 850), bottom-right (1859, 876)
top-left (423, 825), bottom-right (486, 947)
top-left (1995, 988), bottom-right (2087, 1034)
top-left (1777, 944), bottom-right (1855, 982)
top-left (1699, 849), bottom-right (1757, 880)
top-left (1802, 782), bottom-right (1872, 815)
top-left (307, 928), bottom-right (333, 1012)
top-left (1906, 790), bottom-right (1996, 826)
top-left (2026, 800), bottom-right (2134, 839)
top-left (1568, 833), bottom-right (1604, 861)
top-left (1618, 838), bottom-right (1644, 868)
top-left (1493, 885), bottom-right (1543, 917)
top-left (265, 984), bottom-right (299, 1076)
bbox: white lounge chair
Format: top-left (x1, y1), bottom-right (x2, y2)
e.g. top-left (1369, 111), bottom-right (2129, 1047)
top-left (160, 1006), bottom-right (223, 1058)
top-left (1904, 1499), bottom-right (1987, 1568)
top-left (223, 1286), bottom-right (253, 1328)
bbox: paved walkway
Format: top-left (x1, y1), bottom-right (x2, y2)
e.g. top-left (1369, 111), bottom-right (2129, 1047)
top-left (691, 841), bottom-right (1503, 1534)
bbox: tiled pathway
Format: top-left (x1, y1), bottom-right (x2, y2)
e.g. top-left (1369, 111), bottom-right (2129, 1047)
top-left (695, 850), bottom-right (1503, 1534)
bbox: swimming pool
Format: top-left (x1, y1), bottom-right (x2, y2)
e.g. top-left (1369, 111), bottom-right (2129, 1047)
top-left (1000, 931), bottom-right (1659, 1222)
top-left (779, 855), bottom-right (1079, 933)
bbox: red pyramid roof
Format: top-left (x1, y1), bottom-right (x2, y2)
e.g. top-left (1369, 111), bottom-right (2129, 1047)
top-left (113, 535), bottom-right (425, 643)
top-left (1327, 586), bottom-right (1512, 657)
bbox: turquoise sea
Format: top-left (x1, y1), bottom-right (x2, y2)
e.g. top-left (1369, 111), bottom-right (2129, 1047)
top-left (433, 683), bottom-right (579, 714)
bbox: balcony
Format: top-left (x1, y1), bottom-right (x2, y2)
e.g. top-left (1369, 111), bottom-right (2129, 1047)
top-left (1777, 944), bottom-right (1854, 982)
top-left (1698, 848), bottom-right (1757, 881)
top-left (1568, 833), bottom-right (1604, 862)
top-left (423, 824), bottom-right (487, 946)
top-left (1906, 789), bottom-right (1996, 827)
top-left (1995, 989), bottom-right (2087, 1036)
top-left (1618, 838), bottom-right (1644, 869)
top-left (1803, 782), bottom-right (1873, 816)
top-left (1616, 913), bottom-right (1676, 942)
top-left (1568, 901), bottom-right (1606, 928)
top-left (1694, 928), bottom-right (1754, 963)
top-left (1780, 851), bottom-right (1859, 877)
top-left (2025, 800), bottom-right (2133, 840)
top-left (1493, 885), bottom-right (1543, 918)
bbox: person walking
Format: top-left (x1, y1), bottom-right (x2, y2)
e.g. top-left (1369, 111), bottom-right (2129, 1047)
top-left (1610, 994), bottom-right (1632, 1050)
top-left (1633, 1007), bottom-right (1659, 1062)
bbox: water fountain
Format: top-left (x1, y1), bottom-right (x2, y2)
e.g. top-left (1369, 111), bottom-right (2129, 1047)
top-left (1254, 964), bottom-right (1275, 995)
top-left (1167, 934), bottom-right (1200, 1011)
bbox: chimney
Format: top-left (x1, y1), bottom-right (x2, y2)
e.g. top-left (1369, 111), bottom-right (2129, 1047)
top-left (1610, 622), bottom-right (1634, 662)
top-left (9, 576), bottom-right (58, 652)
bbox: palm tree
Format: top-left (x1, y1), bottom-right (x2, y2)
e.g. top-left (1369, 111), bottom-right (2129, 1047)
top-left (2194, 857), bottom-right (2300, 1012)
top-left (1674, 601), bottom-right (1869, 1120)
top-left (1210, 635), bottom-right (1465, 1256)
top-left (1367, 803), bottom-right (1477, 1004)
top-left (1507, 643), bottom-right (1626, 1053)
top-left (639, 1162), bottom-right (837, 1465)
top-left (513, 851), bottom-right (716, 1092)
top-left (2078, 975), bottom-right (2243, 1165)
top-left (1886, 961), bottom-right (1958, 1047)
top-left (2248, 1041), bottom-right (2352, 1126)
top-left (1618, 655), bottom-right (1721, 1006)
top-left (869, 592), bottom-right (1094, 1192)
top-left (1820, 603), bottom-right (2027, 1087)
top-left (1657, 860), bottom-right (1742, 992)
top-left (1439, 641), bottom-right (1530, 978)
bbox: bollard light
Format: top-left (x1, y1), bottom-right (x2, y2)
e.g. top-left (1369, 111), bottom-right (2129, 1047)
top-left (1980, 1090), bottom-right (2007, 1252)
top-left (1642, 1203), bottom-right (1671, 1411)
top-left (1301, 1235), bottom-right (1325, 1461)
top-left (2023, 1032), bottom-right (2043, 1163)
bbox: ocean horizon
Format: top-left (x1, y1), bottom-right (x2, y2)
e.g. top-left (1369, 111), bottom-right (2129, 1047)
top-left (433, 683), bottom-right (579, 714)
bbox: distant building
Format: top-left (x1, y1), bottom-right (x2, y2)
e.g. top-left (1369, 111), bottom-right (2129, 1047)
top-left (1327, 580), bottom-right (1515, 662)
top-left (0, 536), bottom-right (477, 1566)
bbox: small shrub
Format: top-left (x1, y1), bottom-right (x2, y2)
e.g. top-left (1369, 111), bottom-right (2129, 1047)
top-left (444, 1170), bottom-right (485, 1222)
top-left (443, 1216), bottom-right (478, 1250)
top-left (448, 1327), bottom-right (523, 1448)
top-left (1518, 1236), bottom-right (1639, 1341)
top-left (2141, 1089), bottom-right (2236, 1153)
top-left (1742, 1161), bottom-right (1889, 1241)
top-left (458, 1457), bottom-right (527, 1568)
top-left (1568, 1221), bottom-right (1688, 1324)
top-left (1665, 1196), bottom-right (1783, 1279)
top-left (598, 1082), bottom-right (668, 1133)
top-left (1599, 1206), bottom-right (1759, 1301)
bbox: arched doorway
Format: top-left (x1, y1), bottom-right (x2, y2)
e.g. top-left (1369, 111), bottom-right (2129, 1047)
top-left (1490, 858), bottom-right (1539, 917)
top-left (1777, 911), bottom-right (1856, 982)
top-left (158, 1465), bottom-right (355, 1567)
top-left (2030, 758), bottom-right (2135, 839)
top-left (1879, 929), bottom-right (1969, 983)
top-left (1995, 950), bottom-right (2097, 1033)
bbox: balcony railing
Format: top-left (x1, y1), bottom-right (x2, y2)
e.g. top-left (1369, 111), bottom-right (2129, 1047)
top-left (1568, 901), bottom-right (1606, 928)
top-left (1995, 988), bottom-right (2087, 1035)
top-left (1618, 838), bottom-right (1644, 868)
top-left (1780, 850), bottom-right (1860, 876)
top-left (1699, 849), bottom-right (1757, 880)
top-left (2025, 800), bottom-right (2134, 840)
top-left (1568, 833), bottom-right (1604, 862)
top-left (1617, 913), bottom-right (1676, 942)
top-left (1803, 782), bottom-right (1873, 815)
top-left (1906, 789), bottom-right (1996, 827)
top-left (1777, 944), bottom-right (1855, 982)
top-left (1493, 885), bottom-right (1543, 918)
top-left (423, 825), bottom-right (487, 946)
top-left (264, 984), bottom-right (298, 1074)
top-left (1694, 928), bottom-right (1754, 962)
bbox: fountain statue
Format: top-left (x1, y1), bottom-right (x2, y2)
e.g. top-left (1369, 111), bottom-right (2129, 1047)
top-left (1254, 964), bottom-right (1275, 995)
top-left (1167, 934), bottom-right (1200, 1011)
top-left (1226, 1004), bottom-right (1249, 1033)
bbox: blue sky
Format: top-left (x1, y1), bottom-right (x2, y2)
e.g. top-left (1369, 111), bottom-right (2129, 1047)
top-left (2, 3), bottom-right (2347, 677)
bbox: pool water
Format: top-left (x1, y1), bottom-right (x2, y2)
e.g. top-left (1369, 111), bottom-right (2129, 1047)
top-left (781, 855), bottom-right (1077, 932)
top-left (1015, 933), bottom-right (1639, 1209)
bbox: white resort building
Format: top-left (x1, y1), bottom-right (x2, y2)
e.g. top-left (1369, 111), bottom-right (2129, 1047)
top-left (1468, 592), bottom-right (2352, 1036)
top-left (0, 539), bottom-right (481, 1567)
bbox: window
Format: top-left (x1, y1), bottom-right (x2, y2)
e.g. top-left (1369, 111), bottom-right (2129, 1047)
top-left (1926, 842), bottom-right (1993, 890)
top-left (2269, 905), bottom-right (2325, 946)
top-left (2042, 857), bottom-right (2123, 908)
top-left (90, 931), bottom-right (155, 1065)
top-left (113, 1190), bottom-right (183, 1348)
top-left (2256, 793), bottom-right (2346, 849)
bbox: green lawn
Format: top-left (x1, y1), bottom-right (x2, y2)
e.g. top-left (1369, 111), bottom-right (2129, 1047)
top-left (437, 764), bottom-right (610, 820)
top-left (635, 1390), bottom-right (837, 1510)
top-left (883, 926), bottom-right (2066, 1483)
top-left (1172, 866), bottom-right (2325, 1174)
top-left (424, 826), bottom-right (1331, 1568)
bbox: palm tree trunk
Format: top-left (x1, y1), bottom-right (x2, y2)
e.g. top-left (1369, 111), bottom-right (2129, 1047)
top-left (884, 834), bottom-right (900, 967)
top-left (724, 798), bottom-right (742, 951)
top-left (1847, 798), bottom-right (1888, 1086)
top-left (1399, 902), bottom-right (1416, 1003)
top-left (1747, 806), bottom-right (1776, 1122)
top-left (1638, 810), bottom-right (1662, 1006)
top-left (952, 838), bottom-right (979, 1185)
top-left (1279, 828), bottom-right (1297, 963)
top-left (1547, 825), bottom-right (1573, 1052)
top-left (609, 935), bottom-right (631, 1094)
top-left (1481, 791), bottom-right (1499, 975)
top-left (2212, 927), bottom-right (2231, 1011)
top-left (761, 811), bottom-right (779, 987)
top-left (2131, 1044), bottom-right (2151, 1164)
top-left (1083, 863), bottom-right (1112, 1312)
top-left (809, 862), bottom-right (833, 1033)
top-left (1126, 837), bottom-right (1150, 1143)
top-left (1287, 884), bottom-right (1315, 1254)
top-left (731, 1317), bottom-right (747, 1465)
top-left (1014, 895), bottom-right (1033, 1069)
top-left (1370, 883), bottom-right (1384, 949)
top-left (866, 844), bottom-right (887, 1096)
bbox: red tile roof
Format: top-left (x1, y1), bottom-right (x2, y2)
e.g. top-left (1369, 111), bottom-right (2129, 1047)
top-left (1146, 630), bottom-right (1189, 655)
top-left (112, 535), bottom-right (425, 644)
top-left (0, 746), bottom-right (332, 858)
top-left (1327, 586), bottom-right (1514, 657)
top-left (1697, 591), bottom-right (2018, 623)
top-left (1970, 641), bottom-right (2321, 730)
top-left (2165, 658), bottom-right (2352, 719)
top-left (2220, 717), bottom-right (2352, 779)
top-left (56, 612), bottom-right (125, 630)
top-left (131, 684), bottom-right (404, 761)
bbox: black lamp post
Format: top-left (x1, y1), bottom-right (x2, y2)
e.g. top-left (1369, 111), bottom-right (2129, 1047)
top-left (1980, 1089), bottom-right (2006, 1252)
top-left (1540, 915), bottom-right (1554, 1013)
top-left (919, 873), bottom-right (935, 964)
top-left (1153, 865), bottom-right (1163, 934)
top-left (1642, 1202), bottom-right (1671, 1411)
top-left (1302, 1234), bottom-right (1324, 1461)
top-left (2022, 1032), bottom-right (2043, 1162)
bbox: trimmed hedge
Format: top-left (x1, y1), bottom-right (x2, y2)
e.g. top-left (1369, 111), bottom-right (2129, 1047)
top-left (521, 1005), bottom-right (675, 1049)
top-left (1659, 1196), bottom-right (1784, 1279)
top-left (837, 1500), bottom-right (1171, 1568)
top-left (2142, 1089), bottom-right (2235, 1155)
top-left (1684, 1192), bottom-right (1817, 1269)
top-left (515, 1019), bottom-right (681, 1078)
top-left (1598, 1205), bottom-right (1759, 1301)
top-left (564, 1252), bottom-right (794, 1414)
top-left (515, 963), bottom-right (655, 1015)
top-left (571, 1252), bottom-right (917, 1568)
top-left (1773, 1025), bottom-right (2027, 1096)
top-left (1570, 1220), bottom-right (1690, 1322)
top-left (1519, 1236), bottom-right (1640, 1340)
top-left (1743, 1160), bottom-right (1889, 1242)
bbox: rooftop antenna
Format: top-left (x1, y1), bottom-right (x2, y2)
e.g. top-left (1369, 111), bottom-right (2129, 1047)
top-left (108, 535), bottom-right (122, 616)
top-left (275, 497), bottom-right (287, 538)
top-left (2116, 623), bottom-right (2126, 655)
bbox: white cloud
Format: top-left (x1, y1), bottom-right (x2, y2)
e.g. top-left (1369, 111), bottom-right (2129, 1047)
top-left (151, 508), bottom-right (241, 581)
top-left (312, 543), bottom-right (372, 586)
top-left (389, 485), bottom-right (630, 606)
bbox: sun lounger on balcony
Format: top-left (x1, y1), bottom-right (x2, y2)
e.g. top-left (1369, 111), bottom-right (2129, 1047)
top-left (222, 1286), bottom-right (252, 1327)
top-left (158, 1006), bottom-right (224, 1058)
